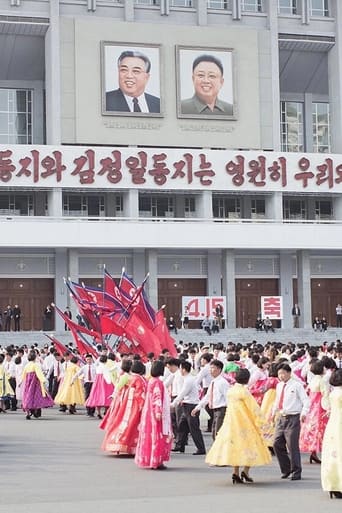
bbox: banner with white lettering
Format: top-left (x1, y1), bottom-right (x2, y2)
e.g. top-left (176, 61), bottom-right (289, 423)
top-left (182, 296), bottom-right (226, 320)
top-left (261, 296), bottom-right (283, 320)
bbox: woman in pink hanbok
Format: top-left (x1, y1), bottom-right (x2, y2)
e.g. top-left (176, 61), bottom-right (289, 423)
top-left (299, 360), bottom-right (329, 463)
top-left (249, 357), bottom-right (270, 406)
top-left (135, 360), bottom-right (172, 470)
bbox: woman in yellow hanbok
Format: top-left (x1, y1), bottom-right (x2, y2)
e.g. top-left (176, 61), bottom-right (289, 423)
top-left (206, 368), bottom-right (272, 484)
top-left (321, 368), bottom-right (342, 499)
top-left (260, 363), bottom-right (280, 450)
top-left (55, 356), bottom-right (85, 413)
top-left (0, 354), bottom-right (14, 412)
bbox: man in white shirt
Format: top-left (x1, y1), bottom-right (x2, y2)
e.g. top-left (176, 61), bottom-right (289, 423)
top-left (271, 363), bottom-right (310, 481)
top-left (192, 359), bottom-right (229, 439)
top-left (73, 354), bottom-right (96, 416)
top-left (171, 361), bottom-right (206, 455)
top-left (164, 358), bottom-right (183, 451)
top-left (4, 352), bottom-right (17, 411)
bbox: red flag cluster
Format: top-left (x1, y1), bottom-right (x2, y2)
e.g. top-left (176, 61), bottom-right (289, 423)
top-left (51, 268), bottom-right (177, 359)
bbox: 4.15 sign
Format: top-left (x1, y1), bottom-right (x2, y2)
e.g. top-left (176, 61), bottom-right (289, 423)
top-left (182, 296), bottom-right (226, 320)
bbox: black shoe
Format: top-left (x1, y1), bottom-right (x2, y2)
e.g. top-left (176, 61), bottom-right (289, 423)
top-left (330, 491), bottom-right (342, 499)
top-left (154, 464), bottom-right (167, 470)
top-left (291, 475), bottom-right (301, 481)
top-left (241, 471), bottom-right (254, 483)
top-left (59, 406), bottom-right (67, 412)
top-left (281, 472), bottom-right (292, 479)
top-left (26, 414), bottom-right (31, 420)
top-left (171, 447), bottom-right (185, 453)
top-left (232, 473), bottom-right (243, 484)
top-left (192, 451), bottom-right (206, 455)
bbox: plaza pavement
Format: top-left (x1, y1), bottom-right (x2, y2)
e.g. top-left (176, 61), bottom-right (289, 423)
top-left (0, 408), bottom-right (338, 513)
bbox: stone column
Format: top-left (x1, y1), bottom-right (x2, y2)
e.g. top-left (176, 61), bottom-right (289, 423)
top-left (297, 250), bottom-right (312, 328)
top-left (328, 1), bottom-right (342, 152)
top-left (197, 190), bottom-right (213, 219)
top-left (123, 189), bottom-right (139, 218)
top-left (265, 191), bottom-right (283, 220)
top-left (48, 188), bottom-right (63, 217)
top-left (54, 249), bottom-right (68, 331)
top-left (145, 249), bottom-right (158, 310)
top-left (222, 249), bottom-right (236, 328)
top-left (279, 252), bottom-right (294, 329)
top-left (207, 250), bottom-right (222, 296)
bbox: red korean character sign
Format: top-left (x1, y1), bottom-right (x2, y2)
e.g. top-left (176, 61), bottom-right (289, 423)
top-left (261, 296), bottom-right (283, 320)
top-left (182, 296), bottom-right (226, 320)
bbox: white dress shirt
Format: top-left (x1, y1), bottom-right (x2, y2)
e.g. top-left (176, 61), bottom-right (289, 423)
top-left (123, 93), bottom-right (149, 113)
top-left (272, 378), bottom-right (310, 416)
top-left (74, 363), bottom-right (96, 383)
top-left (195, 363), bottom-right (213, 389)
top-left (171, 374), bottom-right (200, 406)
top-left (195, 374), bottom-right (230, 411)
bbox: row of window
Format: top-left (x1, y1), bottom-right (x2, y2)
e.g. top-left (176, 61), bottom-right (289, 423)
top-left (0, 193), bottom-right (335, 221)
top-left (0, 90), bottom-right (331, 154)
top-left (134, 0), bottom-right (330, 17)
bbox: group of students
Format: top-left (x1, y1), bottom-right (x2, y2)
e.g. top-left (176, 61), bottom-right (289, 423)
top-left (1, 338), bottom-right (342, 498)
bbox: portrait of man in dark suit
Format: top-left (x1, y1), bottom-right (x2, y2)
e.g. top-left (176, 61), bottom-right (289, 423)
top-left (177, 47), bottom-right (235, 119)
top-left (104, 49), bottom-right (161, 114)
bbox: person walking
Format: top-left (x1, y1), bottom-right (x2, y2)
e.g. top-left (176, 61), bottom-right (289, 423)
top-left (271, 363), bottom-right (310, 481)
top-left (205, 368), bottom-right (271, 483)
top-left (171, 360), bottom-right (206, 455)
top-left (135, 360), bottom-right (172, 470)
top-left (21, 351), bottom-right (54, 419)
top-left (299, 360), bottom-right (329, 464)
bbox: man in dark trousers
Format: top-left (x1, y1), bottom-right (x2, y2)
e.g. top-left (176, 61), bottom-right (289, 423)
top-left (13, 304), bottom-right (21, 331)
top-left (4, 305), bottom-right (13, 331)
top-left (271, 363), bottom-right (309, 481)
top-left (171, 361), bottom-right (206, 455)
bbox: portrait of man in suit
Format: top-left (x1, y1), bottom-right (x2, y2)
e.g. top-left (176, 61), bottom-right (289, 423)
top-left (103, 47), bottom-right (161, 115)
top-left (177, 47), bottom-right (235, 119)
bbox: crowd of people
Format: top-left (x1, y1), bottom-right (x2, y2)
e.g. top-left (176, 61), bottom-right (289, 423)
top-left (1, 338), bottom-right (342, 498)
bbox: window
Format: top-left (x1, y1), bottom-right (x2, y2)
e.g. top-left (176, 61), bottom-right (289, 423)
top-left (185, 196), bottom-right (196, 217)
top-left (115, 195), bottom-right (123, 216)
top-left (278, 0), bottom-right (298, 14)
top-left (312, 103), bottom-right (330, 153)
top-left (281, 101), bottom-right (304, 152)
top-left (251, 199), bottom-right (266, 219)
top-left (207, 0), bottom-right (231, 9)
top-left (0, 194), bottom-right (33, 216)
top-left (0, 89), bottom-right (32, 144)
top-left (63, 195), bottom-right (105, 217)
top-left (315, 200), bottom-right (333, 220)
top-left (171, 0), bottom-right (192, 6)
top-left (310, 0), bottom-right (329, 17)
top-left (134, 0), bottom-right (160, 5)
top-left (213, 196), bottom-right (241, 219)
top-left (283, 198), bottom-right (307, 220)
top-left (139, 195), bottom-right (174, 217)
top-left (241, 0), bottom-right (262, 12)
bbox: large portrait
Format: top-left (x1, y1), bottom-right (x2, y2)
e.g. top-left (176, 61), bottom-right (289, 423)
top-left (101, 42), bottom-right (162, 117)
top-left (176, 46), bottom-right (236, 120)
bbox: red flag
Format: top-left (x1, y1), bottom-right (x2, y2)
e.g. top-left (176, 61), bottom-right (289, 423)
top-left (119, 271), bottom-right (156, 329)
top-left (44, 335), bottom-right (85, 364)
top-left (124, 312), bottom-right (161, 357)
top-left (153, 309), bottom-right (177, 357)
top-left (100, 315), bottom-right (125, 337)
top-left (53, 305), bottom-right (99, 358)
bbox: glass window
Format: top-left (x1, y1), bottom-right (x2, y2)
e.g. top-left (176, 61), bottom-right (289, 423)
top-left (310, 0), bottom-right (329, 17)
top-left (139, 195), bottom-right (174, 217)
top-left (283, 198), bottom-right (307, 220)
top-left (213, 196), bottom-right (241, 219)
top-left (280, 101), bottom-right (304, 152)
top-left (63, 195), bottom-right (104, 217)
top-left (134, 0), bottom-right (160, 4)
top-left (315, 200), bottom-right (332, 220)
top-left (251, 199), bottom-right (265, 219)
top-left (241, 0), bottom-right (262, 12)
top-left (278, 0), bottom-right (298, 14)
top-left (207, 0), bottom-right (231, 9)
top-left (0, 194), bottom-right (33, 216)
top-left (185, 196), bottom-right (196, 217)
top-left (312, 102), bottom-right (330, 153)
top-left (171, 0), bottom-right (192, 6)
top-left (0, 89), bottom-right (32, 144)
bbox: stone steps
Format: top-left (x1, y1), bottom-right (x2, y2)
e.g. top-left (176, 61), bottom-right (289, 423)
top-left (0, 328), bottom-right (341, 349)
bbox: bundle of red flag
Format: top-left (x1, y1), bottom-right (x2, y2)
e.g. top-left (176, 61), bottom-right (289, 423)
top-left (52, 269), bottom-right (177, 359)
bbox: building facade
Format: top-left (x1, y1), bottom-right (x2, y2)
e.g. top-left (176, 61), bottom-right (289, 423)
top-left (0, 0), bottom-right (342, 330)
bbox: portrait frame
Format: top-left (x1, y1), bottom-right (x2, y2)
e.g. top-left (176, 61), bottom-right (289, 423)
top-left (101, 41), bottom-right (163, 117)
top-left (176, 45), bottom-right (236, 120)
